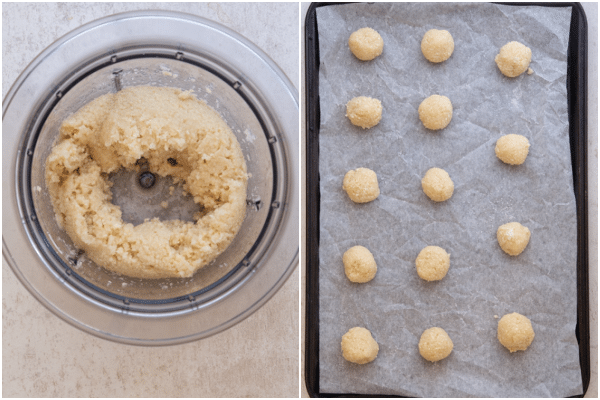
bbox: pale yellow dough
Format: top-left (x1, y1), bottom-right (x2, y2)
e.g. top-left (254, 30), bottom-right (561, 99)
top-left (421, 29), bottom-right (454, 63)
top-left (497, 312), bottom-right (535, 352)
top-left (419, 327), bottom-right (453, 362)
top-left (341, 327), bottom-right (379, 364)
top-left (346, 96), bottom-right (382, 129)
top-left (343, 168), bottom-right (380, 203)
top-left (45, 86), bottom-right (248, 279)
top-left (497, 222), bottom-right (531, 256)
top-left (343, 245), bottom-right (377, 283)
top-left (416, 246), bottom-right (450, 281)
top-left (421, 168), bottom-right (454, 202)
top-left (495, 134), bottom-right (530, 165)
top-left (348, 27), bottom-right (384, 61)
top-left (495, 41), bottom-right (532, 78)
top-left (418, 95), bottom-right (453, 130)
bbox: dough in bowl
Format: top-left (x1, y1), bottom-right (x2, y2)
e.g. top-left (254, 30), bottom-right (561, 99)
top-left (45, 86), bottom-right (248, 279)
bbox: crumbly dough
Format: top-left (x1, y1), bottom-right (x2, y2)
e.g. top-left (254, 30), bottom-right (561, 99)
top-left (416, 246), bottom-right (450, 281)
top-left (341, 327), bottom-right (379, 364)
top-left (343, 168), bottom-right (380, 203)
top-left (497, 222), bottom-right (531, 256)
top-left (346, 96), bottom-right (382, 129)
top-left (421, 168), bottom-right (454, 202)
top-left (418, 95), bottom-right (453, 130)
top-left (419, 327), bottom-right (453, 362)
top-left (45, 86), bottom-right (248, 279)
top-left (343, 245), bottom-right (377, 283)
top-left (495, 134), bottom-right (530, 165)
top-left (497, 312), bottom-right (535, 352)
top-left (348, 27), bottom-right (384, 61)
top-left (421, 29), bottom-right (454, 63)
top-left (495, 41), bottom-right (532, 78)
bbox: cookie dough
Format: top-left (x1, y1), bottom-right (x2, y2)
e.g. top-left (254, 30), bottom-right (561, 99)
top-left (346, 96), bottom-right (382, 129)
top-left (421, 29), bottom-right (454, 63)
top-left (343, 245), bottom-right (377, 283)
top-left (341, 327), bottom-right (379, 364)
top-left (497, 312), bottom-right (535, 352)
top-left (497, 222), bottom-right (531, 256)
top-left (421, 168), bottom-right (454, 202)
top-left (419, 327), bottom-right (453, 362)
top-left (45, 86), bottom-right (248, 279)
top-left (416, 246), bottom-right (450, 281)
top-left (495, 41), bottom-right (532, 78)
top-left (418, 95), bottom-right (453, 130)
top-left (343, 168), bottom-right (380, 203)
top-left (495, 134), bottom-right (530, 165)
top-left (348, 27), bottom-right (384, 61)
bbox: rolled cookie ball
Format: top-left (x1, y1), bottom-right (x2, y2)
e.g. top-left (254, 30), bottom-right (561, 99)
top-left (416, 246), bottom-right (450, 281)
top-left (421, 29), bottom-right (454, 63)
top-left (341, 327), bottom-right (379, 364)
top-left (418, 95), bottom-right (453, 130)
top-left (348, 27), bottom-right (384, 61)
top-left (343, 245), bottom-right (377, 283)
top-left (419, 327), bottom-right (453, 362)
top-left (421, 167), bottom-right (454, 202)
top-left (497, 222), bottom-right (530, 256)
top-left (495, 41), bottom-right (532, 77)
top-left (346, 96), bottom-right (382, 129)
top-left (497, 312), bottom-right (535, 352)
top-left (495, 134), bottom-right (530, 165)
top-left (343, 168), bottom-right (380, 203)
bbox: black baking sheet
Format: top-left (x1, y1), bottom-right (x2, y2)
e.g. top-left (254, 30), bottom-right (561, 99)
top-left (304, 2), bottom-right (589, 397)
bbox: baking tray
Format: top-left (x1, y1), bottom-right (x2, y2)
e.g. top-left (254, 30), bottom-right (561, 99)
top-left (304, 2), bottom-right (589, 397)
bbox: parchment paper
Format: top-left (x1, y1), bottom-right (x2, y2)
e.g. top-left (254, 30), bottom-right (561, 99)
top-left (316, 3), bottom-right (582, 397)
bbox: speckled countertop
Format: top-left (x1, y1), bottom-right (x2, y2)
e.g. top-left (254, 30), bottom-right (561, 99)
top-left (301, 2), bottom-right (597, 397)
top-left (3, 3), bottom-right (299, 397)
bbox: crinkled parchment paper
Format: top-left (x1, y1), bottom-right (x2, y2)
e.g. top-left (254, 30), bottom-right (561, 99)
top-left (316, 3), bottom-right (582, 397)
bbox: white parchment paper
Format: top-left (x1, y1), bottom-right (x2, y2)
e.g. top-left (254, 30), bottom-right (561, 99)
top-left (316, 3), bottom-right (582, 397)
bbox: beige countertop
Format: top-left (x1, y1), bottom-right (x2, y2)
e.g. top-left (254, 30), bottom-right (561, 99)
top-left (2, 3), bottom-right (299, 398)
top-left (300, 2), bottom-right (597, 397)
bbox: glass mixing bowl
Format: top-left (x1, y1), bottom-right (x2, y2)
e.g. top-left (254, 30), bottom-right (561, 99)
top-left (3, 11), bottom-right (298, 345)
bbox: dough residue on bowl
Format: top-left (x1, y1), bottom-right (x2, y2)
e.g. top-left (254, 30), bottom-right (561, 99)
top-left (45, 86), bottom-right (248, 279)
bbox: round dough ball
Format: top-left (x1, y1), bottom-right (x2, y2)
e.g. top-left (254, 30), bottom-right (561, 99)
top-left (343, 245), bottom-right (377, 283)
top-left (497, 222), bottom-right (531, 256)
top-left (495, 41), bottom-right (532, 78)
top-left (419, 327), bottom-right (453, 362)
top-left (348, 27), bottom-right (384, 61)
top-left (418, 95), bottom-right (453, 130)
top-left (495, 134), bottom-right (530, 165)
top-left (497, 312), bottom-right (535, 352)
top-left (341, 327), bottom-right (379, 364)
top-left (343, 168), bottom-right (380, 203)
top-left (421, 168), bottom-right (454, 202)
top-left (421, 29), bottom-right (454, 63)
top-left (346, 96), bottom-right (382, 129)
top-left (416, 246), bottom-right (450, 281)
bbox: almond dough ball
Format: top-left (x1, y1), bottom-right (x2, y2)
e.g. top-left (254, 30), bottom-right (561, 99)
top-left (341, 327), bottom-right (379, 364)
top-left (418, 95), bottom-right (453, 130)
top-left (421, 29), bottom-right (454, 63)
top-left (419, 327), bottom-right (453, 362)
top-left (343, 245), bottom-right (377, 283)
top-left (343, 168), bottom-right (380, 203)
top-left (495, 41), bottom-right (532, 77)
top-left (421, 167), bottom-right (454, 202)
top-left (346, 96), bottom-right (382, 129)
top-left (495, 134), bottom-right (530, 165)
top-left (497, 312), bottom-right (535, 352)
top-left (348, 27), bottom-right (384, 61)
top-left (416, 246), bottom-right (450, 281)
top-left (497, 222), bottom-right (531, 256)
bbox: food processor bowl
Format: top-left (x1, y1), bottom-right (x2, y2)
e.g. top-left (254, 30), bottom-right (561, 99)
top-left (3, 11), bottom-right (298, 345)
